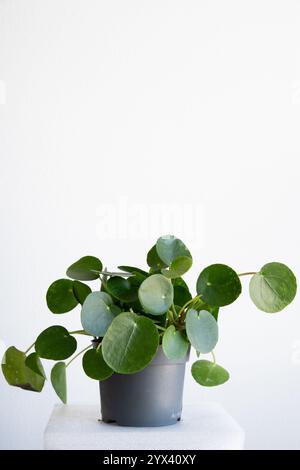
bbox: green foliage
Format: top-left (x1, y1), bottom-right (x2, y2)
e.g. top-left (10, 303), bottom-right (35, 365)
top-left (162, 325), bottom-right (189, 360)
top-left (191, 296), bottom-right (219, 321)
top-left (138, 274), bottom-right (174, 315)
top-left (82, 347), bottom-right (113, 380)
top-left (73, 281), bottom-right (92, 305)
top-left (156, 235), bottom-right (192, 266)
top-left (191, 360), bottom-right (229, 387)
top-left (185, 309), bottom-right (218, 353)
top-left (81, 292), bottom-right (118, 337)
top-left (118, 266), bottom-right (148, 277)
top-left (146, 245), bottom-right (167, 271)
top-left (173, 278), bottom-right (192, 307)
top-left (162, 256), bottom-right (193, 279)
top-left (249, 262), bottom-right (297, 313)
top-left (2, 236), bottom-right (297, 401)
top-left (35, 326), bottom-right (77, 360)
top-left (51, 362), bottom-right (67, 403)
top-left (25, 352), bottom-right (46, 379)
top-left (67, 256), bottom-right (103, 281)
top-left (46, 279), bottom-right (92, 313)
top-left (196, 264), bottom-right (242, 306)
top-left (106, 276), bottom-right (138, 303)
top-left (155, 235), bottom-right (193, 278)
top-left (102, 312), bottom-right (159, 373)
top-left (2, 347), bottom-right (45, 392)
top-left (46, 279), bottom-right (79, 313)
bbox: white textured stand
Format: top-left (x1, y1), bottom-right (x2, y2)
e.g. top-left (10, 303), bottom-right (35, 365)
top-left (44, 403), bottom-right (245, 450)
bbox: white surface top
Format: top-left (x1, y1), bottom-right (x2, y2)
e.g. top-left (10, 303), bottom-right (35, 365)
top-left (44, 403), bottom-right (245, 450)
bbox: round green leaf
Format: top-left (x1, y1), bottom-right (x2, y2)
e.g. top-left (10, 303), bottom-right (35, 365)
top-left (156, 235), bottom-right (192, 266)
top-left (25, 352), bottom-right (46, 379)
top-left (138, 274), bottom-right (174, 315)
top-left (196, 264), bottom-right (242, 307)
top-left (106, 276), bottom-right (138, 303)
top-left (66, 256), bottom-right (103, 281)
top-left (162, 326), bottom-right (189, 360)
top-left (46, 279), bottom-right (79, 314)
top-left (249, 262), bottom-right (297, 313)
top-left (102, 312), bottom-right (159, 374)
top-left (162, 256), bottom-right (193, 279)
top-left (2, 347), bottom-right (45, 392)
top-left (81, 292), bottom-right (117, 337)
top-left (191, 360), bottom-right (229, 387)
top-left (185, 309), bottom-right (218, 353)
top-left (72, 281), bottom-right (92, 305)
top-left (82, 348), bottom-right (113, 380)
top-left (146, 245), bottom-right (167, 271)
top-left (35, 326), bottom-right (77, 360)
top-left (51, 362), bottom-right (67, 403)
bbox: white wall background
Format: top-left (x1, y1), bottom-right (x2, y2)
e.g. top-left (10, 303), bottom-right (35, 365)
top-left (1, 0), bottom-right (300, 450)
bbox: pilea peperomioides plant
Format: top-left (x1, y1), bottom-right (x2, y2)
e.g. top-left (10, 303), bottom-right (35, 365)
top-left (2, 235), bottom-right (297, 408)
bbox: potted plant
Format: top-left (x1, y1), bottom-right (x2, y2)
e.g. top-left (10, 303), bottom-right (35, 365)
top-left (2, 235), bottom-right (297, 426)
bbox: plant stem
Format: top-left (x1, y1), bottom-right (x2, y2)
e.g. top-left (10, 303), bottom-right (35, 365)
top-left (69, 330), bottom-right (93, 336)
top-left (100, 267), bottom-right (108, 290)
top-left (66, 344), bottom-right (92, 368)
top-left (238, 272), bottom-right (257, 277)
top-left (171, 304), bottom-right (177, 319)
top-left (155, 325), bottom-right (166, 332)
top-left (211, 351), bottom-right (216, 363)
top-left (177, 295), bottom-right (201, 322)
top-left (24, 342), bottom-right (35, 355)
top-left (167, 309), bottom-right (175, 325)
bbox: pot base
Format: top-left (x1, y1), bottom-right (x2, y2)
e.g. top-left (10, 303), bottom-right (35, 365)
top-left (101, 415), bottom-right (182, 427)
top-left (99, 347), bottom-right (189, 427)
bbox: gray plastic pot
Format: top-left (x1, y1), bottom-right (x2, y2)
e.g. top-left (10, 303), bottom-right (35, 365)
top-left (99, 346), bottom-right (190, 427)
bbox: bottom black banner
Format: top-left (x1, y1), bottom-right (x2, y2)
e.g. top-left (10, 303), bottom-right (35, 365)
top-left (0, 449), bottom-right (299, 465)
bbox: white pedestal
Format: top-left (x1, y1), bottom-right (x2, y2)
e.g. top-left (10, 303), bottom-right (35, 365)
top-left (44, 403), bottom-right (245, 450)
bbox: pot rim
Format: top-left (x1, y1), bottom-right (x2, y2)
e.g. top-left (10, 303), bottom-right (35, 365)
top-left (149, 345), bottom-right (190, 366)
top-left (92, 339), bottom-right (190, 366)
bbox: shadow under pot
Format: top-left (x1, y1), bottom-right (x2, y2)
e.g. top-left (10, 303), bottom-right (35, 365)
top-left (96, 344), bottom-right (190, 427)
